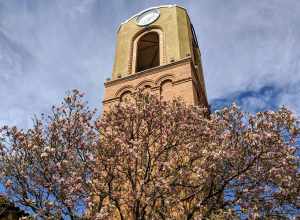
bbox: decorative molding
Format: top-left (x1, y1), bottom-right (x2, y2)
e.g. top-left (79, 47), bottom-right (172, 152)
top-left (114, 85), bottom-right (135, 97)
top-left (102, 97), bottom-right (120, 104)
top-left (155, 74), bottom-right (175, 86)
top-left (135, 79), bottom-right (155, 90)
top-left (173, 77), bottom-right (192, 85)
top-left (105, 57), bottom-right (192, 87)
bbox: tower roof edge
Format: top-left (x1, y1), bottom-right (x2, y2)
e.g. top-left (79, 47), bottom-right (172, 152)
top-left (117, 4), bottom-right (187, 32)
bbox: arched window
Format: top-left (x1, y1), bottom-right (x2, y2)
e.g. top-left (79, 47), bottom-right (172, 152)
top-left (160, 79), bottom-right (173, 101)
top-left (142, 85), bottom-right (152, 94)
top-left (136, 32), bottom-right (160, 72)
top-left (120, 91), bottom-right (132, 102)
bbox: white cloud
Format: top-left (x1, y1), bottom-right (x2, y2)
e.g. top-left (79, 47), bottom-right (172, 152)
top-left (0, 0), bottom-right (300, 128)
top-left (278, 84), bottom-right (300, 116)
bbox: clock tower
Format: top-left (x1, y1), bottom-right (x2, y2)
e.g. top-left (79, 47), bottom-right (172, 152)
top-left (103, 5), bottom-right (208, 110)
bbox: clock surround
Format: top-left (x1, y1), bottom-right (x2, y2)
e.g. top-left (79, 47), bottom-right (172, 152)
top-left (136, 9), bottom-right (160, 26)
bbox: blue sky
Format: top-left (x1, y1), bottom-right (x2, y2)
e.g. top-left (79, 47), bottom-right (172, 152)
top-left (0, 0), bottom-right (300, 128)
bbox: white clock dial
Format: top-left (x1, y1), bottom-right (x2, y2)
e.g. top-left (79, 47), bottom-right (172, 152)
top-left (136, 9), bottom-right (160, 26)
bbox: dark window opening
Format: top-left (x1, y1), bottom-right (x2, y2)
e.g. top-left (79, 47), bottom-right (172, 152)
top-left (136, 32), bottom-right (160, 72)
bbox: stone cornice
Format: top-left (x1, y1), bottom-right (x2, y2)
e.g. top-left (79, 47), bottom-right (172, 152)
top-left (105, 57), bottom-right (192, 88)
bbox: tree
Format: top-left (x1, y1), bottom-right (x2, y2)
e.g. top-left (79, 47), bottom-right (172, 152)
top-left (1, 90), bottom-right (299, 219)
top-left (0, 90), bottom-right (98, 219)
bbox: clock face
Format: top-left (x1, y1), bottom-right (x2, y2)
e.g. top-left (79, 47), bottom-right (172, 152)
top-left (136, 9), bottom-right (160, 26)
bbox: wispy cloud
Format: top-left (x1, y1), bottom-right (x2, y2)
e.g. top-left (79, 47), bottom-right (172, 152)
top-left (211, 82), bottom-right (300, 115)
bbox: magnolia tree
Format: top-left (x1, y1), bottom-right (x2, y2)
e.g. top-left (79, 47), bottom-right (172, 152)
top-left (0, 90), bottom-right (98, 219)
top-left (0, 90), bottom-right (299, 219)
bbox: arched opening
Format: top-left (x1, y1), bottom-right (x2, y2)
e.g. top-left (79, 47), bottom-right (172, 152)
top-left (160, 79), bottom-right (173, 101)
top-left (142, 85), bottom-right (152, 94)
top-left (120, 91), bottom-right (132, 102)
top-left (136, 32), bottom-right (160, 72)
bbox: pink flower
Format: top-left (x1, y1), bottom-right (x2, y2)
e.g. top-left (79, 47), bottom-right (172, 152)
top-left (41, 152), bottom-right (48, 158)
top-left (5, 179), bottom-right (13, 188)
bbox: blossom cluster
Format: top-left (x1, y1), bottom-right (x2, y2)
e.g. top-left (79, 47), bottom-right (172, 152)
top-left (0, 90), bottom-right (299, 219)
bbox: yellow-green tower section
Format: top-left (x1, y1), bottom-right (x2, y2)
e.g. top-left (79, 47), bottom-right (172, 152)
top-left (113, 5), bottom-right (198, 78)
